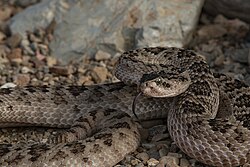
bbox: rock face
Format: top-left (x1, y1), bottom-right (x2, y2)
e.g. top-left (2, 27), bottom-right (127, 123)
top-left (9, 0), bottom-right (68, 37)
top-left (9, 0), bottom-right (204, 63)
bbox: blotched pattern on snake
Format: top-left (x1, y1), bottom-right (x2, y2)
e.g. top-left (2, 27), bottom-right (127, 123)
top-left (0, 47), bottom-right (250, 167)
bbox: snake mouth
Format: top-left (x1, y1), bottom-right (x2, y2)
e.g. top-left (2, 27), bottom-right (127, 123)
top-left (140, 82), bottom-right (177, 98)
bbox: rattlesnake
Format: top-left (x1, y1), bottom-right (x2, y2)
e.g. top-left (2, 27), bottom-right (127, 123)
top-left (0, 47), bottom-right (250, 167)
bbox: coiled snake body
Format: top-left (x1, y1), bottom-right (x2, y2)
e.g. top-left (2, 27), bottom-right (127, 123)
top-left (0, 47), bottom-right (250, 166)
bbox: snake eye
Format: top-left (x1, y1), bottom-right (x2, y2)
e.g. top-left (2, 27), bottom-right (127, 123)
top-left (155, 78), bottom-right (162, 85)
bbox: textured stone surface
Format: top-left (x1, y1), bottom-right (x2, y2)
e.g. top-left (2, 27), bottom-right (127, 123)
top-left (9, 0), bottom-right (204, 63)
top-left (9, 0), bottom-right (68, 37)
top-left (135, 0), bottom-right (204, 48)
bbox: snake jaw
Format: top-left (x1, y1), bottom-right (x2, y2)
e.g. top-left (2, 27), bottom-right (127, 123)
top-left (139, 70), bottom-right (191, 98)
top-left (140, 79), bottom-right (191, 98)
top-left (140, 82), bottom-right (176, 97)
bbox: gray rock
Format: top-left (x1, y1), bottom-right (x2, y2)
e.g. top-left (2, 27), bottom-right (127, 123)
top-left (10, 0), bottom-right (204, 63)
top-left (136, 0), bottom-right (204, 48)
top-left (95, 50), bottom-right (112, 61)
top-left (51, 0), bottom-right (203, 63)
top-left (9, 0), bottom-right (69, 37)
top-left (50, 0), bottom-right (138, 63)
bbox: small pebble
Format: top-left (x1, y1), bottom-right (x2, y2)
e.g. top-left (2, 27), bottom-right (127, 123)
top-left (159, 155), bottom-right (180, 167)
top-left (95, 50), bottom-right (111, 61)
top-left (29, 33), bottom-right (42, 43)
top-left (135, 163), bottom-right (144, 167)
top-left (214, 54), bottom-right (225, 66)
top-left (14, 74), bottom-right (30, 86)
top-left (0, 44), bottom-right (10, 63)
top-left (141, 143), bottom-right (156, 150)
top-left (147, 158), bottom-right (159, 166)
top-left (46, 56), bottom-right (57, 67)
top-left (180, 158), bottom-right (191, 167)
top-left (197, 24), bottom-right (227, 40)
top-left (0, 82), bottom-right (16, 88)
top-left (49, 66), bottom-right (73, 76)
top-left (0, 5), bottom-right (12, 21)
top-left (7, 48), bottom-right (22, 63)
top-left (77, 76), bottom-right (92, 85)
top-left (158, 145), bottom-right (169, 157)
top-left (6, 33), bottom-right (22, 49)
top-left (0, 31), bottom-right (6, 41)
top-left (30, 42), bottom-right (38, 52)
top-left (136, 152), bottom-right (150, 163)
top-left (91, 66), bottom-right (108, 83)
top-left (21, 66), bottom-right (33, 74)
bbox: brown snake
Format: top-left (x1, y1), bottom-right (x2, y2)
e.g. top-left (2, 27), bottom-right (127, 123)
top-left (0, 47), bottom-right (250, 167)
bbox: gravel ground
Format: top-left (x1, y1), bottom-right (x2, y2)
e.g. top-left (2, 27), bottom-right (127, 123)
top-left (0, 1), bottom-right (250, 167)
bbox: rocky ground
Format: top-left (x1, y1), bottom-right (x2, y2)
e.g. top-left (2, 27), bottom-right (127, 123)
top-left (0, 1), bottom-right (250, 167)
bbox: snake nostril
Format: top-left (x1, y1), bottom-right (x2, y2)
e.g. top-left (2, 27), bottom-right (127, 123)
top-left (144, 83), bottom-right (148, 87)
top-left (149, 85), bottom-right (154, 89)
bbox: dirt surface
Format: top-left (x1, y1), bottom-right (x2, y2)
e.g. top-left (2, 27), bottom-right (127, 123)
top-left (0, 1), bottom-right (250, 167)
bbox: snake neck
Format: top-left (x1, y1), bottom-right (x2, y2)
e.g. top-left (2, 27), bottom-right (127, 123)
top-left (173, 58), bottom-right (220, 119)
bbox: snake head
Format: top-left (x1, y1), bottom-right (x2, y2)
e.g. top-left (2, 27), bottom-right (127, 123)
top-left (139, 70), bottom-right (191, 97)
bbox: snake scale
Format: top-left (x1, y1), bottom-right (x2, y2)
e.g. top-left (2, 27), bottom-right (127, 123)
top-left (0, 47), bottom-right (250, 167)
